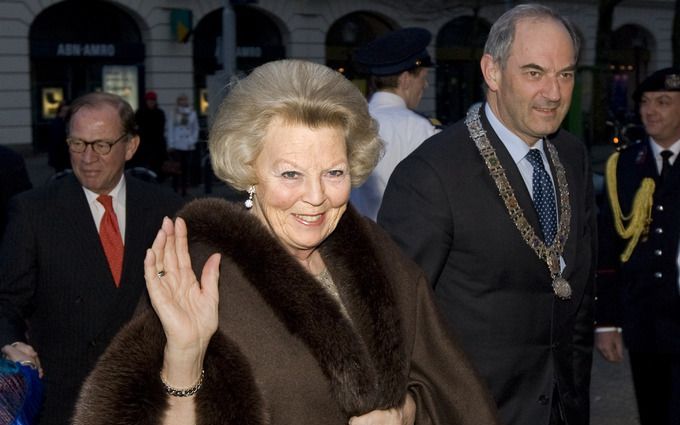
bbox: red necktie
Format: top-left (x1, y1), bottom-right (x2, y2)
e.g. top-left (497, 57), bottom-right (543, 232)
top-left (97, 195), bottom-right (124, 287)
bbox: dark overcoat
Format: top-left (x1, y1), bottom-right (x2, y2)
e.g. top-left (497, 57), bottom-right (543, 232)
top-left (379, 106), bottom-right (597, 425)
top-left (0, 174), bottom-right (183, 425)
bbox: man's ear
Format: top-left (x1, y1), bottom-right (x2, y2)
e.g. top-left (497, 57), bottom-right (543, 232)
top-left (124, 135), bottom-right (140, 161)
top-left (480, 54), bottom-right (500, 92)
top-left (397, 70), bottom-right (411, 89)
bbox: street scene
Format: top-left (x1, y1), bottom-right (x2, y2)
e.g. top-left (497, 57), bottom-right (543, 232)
top-left (2, 1), bottom-right (679, 424)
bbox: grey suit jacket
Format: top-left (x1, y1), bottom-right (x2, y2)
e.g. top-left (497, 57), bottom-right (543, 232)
top-left (0, 173), bottom-right (183, 425)
top-left (378, 106), bottom-right (596, 425)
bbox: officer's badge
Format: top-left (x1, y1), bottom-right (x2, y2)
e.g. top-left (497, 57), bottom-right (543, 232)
top-left (665, 74), bottom-right (680, 89)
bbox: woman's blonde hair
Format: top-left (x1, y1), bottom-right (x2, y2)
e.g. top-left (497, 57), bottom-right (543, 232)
top-left (209, 59), bottom-right (383, 190)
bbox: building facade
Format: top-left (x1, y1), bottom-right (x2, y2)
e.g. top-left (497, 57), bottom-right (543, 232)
top-left (0, 0), bottom-right (674, 149)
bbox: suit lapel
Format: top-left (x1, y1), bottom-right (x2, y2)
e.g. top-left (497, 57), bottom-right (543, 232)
top-left (121, 177), bottom-right (151, 284)
top-left (59, 175), bottom-right (116, 290)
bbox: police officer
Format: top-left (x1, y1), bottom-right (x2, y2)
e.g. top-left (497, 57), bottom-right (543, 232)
top-left (349, 27), bottom-right (440, 220)
top-left (596, 67), bottom-right (680, 425)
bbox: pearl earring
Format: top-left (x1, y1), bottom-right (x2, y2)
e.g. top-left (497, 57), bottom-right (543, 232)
top-left (244, 186), bottom-right (255, 209)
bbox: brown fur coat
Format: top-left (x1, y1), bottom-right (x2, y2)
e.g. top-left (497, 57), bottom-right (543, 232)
top-left (72, 199), bottom-right (499, 425)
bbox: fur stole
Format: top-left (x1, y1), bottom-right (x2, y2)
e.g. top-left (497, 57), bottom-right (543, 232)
top-left (181, 199), bottom-right (407, 416)
top-left (73, 309), bottom-right (266, 425)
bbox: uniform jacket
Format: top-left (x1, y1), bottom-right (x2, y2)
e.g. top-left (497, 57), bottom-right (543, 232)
top-left (73, 198), bottom-right (500, 425)
top-left (378, 106), bottom-right (597, 425)
top-left (350, 91), bottom-right (439, 220)
top-left (0, 174), bottom-right (183, 425)
top-left (597, 138), bottom-right (680, 353)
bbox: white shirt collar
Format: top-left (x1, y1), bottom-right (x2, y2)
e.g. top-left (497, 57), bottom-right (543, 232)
top-left (649, 137), bottom-right (680, 166)
top-left (484, 103), bottom-right (546, 163)
top-left (368, 91), bottom-right (407, 108)
top-left (83, 174), bottom-right (126, 206)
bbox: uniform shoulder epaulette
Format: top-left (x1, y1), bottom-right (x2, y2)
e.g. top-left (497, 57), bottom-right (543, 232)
top-left (615, 144), bottom-right (629, 152)
top-left (605, 140), bottom-right (655, 263)
top-left (614, 138), bottom-right (645, 153)
top-left (414, 110), bottom-right (444, 129)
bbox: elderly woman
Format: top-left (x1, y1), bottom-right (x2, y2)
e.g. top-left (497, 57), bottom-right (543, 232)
top-left (73, 60), bottom-right (499, 425)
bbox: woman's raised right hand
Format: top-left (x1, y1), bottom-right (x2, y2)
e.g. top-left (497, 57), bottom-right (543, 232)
top-left (144, 217), bottom-right (221, 360)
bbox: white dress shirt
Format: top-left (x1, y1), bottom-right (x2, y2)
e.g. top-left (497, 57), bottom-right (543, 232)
top-left (83, 175), bottom-right (127, 241)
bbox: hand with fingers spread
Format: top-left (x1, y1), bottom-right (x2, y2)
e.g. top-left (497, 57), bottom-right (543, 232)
top-left (144, 217), bottom-right (221, 381)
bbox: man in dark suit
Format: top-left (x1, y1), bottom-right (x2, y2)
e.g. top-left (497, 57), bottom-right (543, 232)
top-left (378, 5), bottom-right (596, 425)
top-left (0, 92), bottom-right (183, 425)
top-left (596, 67), bottom-right (680, 425)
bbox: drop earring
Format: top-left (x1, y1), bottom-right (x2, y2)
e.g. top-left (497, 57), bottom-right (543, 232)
top-left (244, 186), bottom-right (255, 209)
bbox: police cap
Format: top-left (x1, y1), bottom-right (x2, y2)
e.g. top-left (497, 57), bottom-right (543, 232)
top-left (633, 67), bottom-right (680, 102)
top-left (353, 27), bottom-right (433, 76)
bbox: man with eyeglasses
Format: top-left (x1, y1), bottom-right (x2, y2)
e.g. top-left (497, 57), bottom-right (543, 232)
top-left (0, 92), bottom-right (183, 425)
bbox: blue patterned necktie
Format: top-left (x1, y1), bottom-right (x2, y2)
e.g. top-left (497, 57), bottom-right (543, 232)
top-left (526, 149), bottom-right (557, 245)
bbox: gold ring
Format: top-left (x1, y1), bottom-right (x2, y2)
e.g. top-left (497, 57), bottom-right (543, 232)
top-left (19, 360), bottom-right (37, 369)
top-left (157, 270), bottom-right (166, 278)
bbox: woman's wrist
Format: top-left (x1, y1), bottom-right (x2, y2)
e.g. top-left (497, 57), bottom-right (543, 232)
top-left (161, 345), bottom-right (205, 389)
top-left (161, 369), bottom-right (204, 397)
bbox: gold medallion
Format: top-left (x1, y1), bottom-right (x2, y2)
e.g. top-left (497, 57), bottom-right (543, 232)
top-left (552, 277), bottom-right (572, 300)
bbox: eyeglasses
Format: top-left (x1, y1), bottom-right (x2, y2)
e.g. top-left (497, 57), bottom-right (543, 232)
top-left (66, 133), bottom-right (128, 155)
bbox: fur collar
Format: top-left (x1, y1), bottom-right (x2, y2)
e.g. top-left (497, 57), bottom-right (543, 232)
top-left (180, 199), bottom-right (407, 416)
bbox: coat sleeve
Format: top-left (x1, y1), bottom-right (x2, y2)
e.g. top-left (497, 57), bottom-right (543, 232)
top-left (407, 275), bottom-right (500, 425)
top-left (567, 144), bottom-right (597, 420)
top-left (594, 156), bottom-right (624, 327)
top-left (378, 155), bottom-right (453, 289)
top-left (0, 197), bottom-right (37, 346)
top-left (72, 310), bottom-right (267, 425)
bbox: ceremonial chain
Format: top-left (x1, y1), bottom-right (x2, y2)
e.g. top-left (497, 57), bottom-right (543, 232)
top-left (465, 104), bottom-right (572, 299)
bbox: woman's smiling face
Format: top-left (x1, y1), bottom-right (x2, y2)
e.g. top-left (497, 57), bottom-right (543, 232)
top-left (251, 117), bottom-right (351, 260)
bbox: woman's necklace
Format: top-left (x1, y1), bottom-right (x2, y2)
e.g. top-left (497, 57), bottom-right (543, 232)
top-left (465, 104), bottom-right (572, 300)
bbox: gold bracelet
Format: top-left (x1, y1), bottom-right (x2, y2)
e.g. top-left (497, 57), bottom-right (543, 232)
top-left (160, 369), bottom-right (204, 397)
